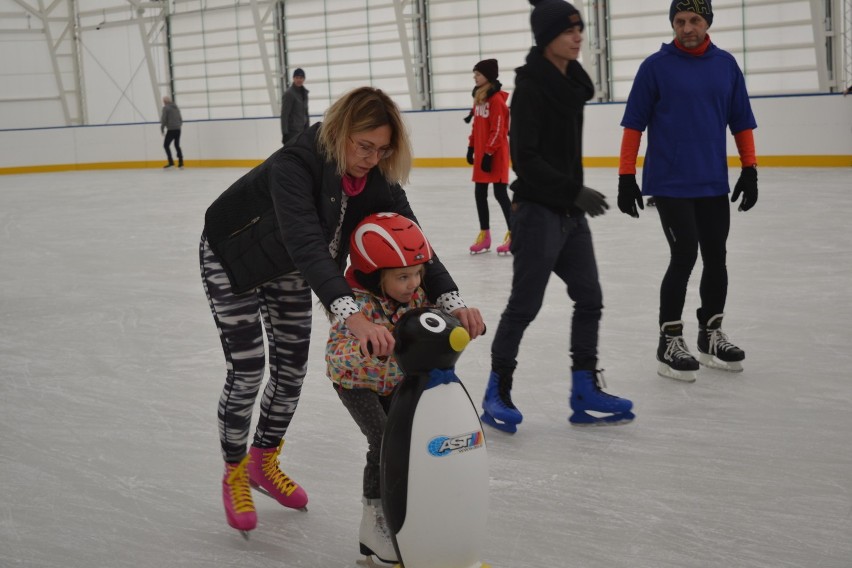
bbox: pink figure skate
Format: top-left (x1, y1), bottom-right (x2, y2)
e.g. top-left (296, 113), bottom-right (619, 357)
top-left (496, 231), bottom-right (511, 255)
top-left (247, 439), bottom-right (308, 510)
top-left (222, 456), bottom-right (257, 539)
top-left (469, 230), bottom-right (491, 254)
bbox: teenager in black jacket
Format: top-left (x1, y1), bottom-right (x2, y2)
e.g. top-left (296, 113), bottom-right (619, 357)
top-left (480, 0), bottom-right (634, 432)
top-left (200, 87), bottom-right (485, 537)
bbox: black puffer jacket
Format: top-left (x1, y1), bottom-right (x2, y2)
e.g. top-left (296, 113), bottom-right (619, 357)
top-left (204, 123), bottom-right (457, 307)
top-left (508, 47), bottom-right (595, 214)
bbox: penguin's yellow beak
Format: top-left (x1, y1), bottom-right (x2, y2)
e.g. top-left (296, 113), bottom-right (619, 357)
top-left (449, 326), bottom-right (470, 352)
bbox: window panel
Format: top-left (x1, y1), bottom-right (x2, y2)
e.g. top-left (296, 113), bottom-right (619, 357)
top-left (0, 0), bottom-right (840, 128)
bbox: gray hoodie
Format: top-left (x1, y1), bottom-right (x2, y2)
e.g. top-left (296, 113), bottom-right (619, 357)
top-left (161, 103), bottom-right (183, 133)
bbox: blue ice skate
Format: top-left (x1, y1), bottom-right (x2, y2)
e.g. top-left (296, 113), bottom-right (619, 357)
top-left (480, 371), bottom-right (523, 434)
top-left (569, 370), bottom-right (634, 426)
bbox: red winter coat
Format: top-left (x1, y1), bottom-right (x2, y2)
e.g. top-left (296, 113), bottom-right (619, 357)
top-left (468, 88), bottom-right (510, 184)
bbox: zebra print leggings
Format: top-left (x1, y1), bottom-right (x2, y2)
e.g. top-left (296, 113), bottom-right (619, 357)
top-left (199, 234), bottom-right (312, 462)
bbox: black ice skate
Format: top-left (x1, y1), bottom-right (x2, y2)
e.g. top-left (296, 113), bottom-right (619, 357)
top-left (657, 321), bottom-right (699, 382)
top-left (697, 314), bottom-right (745, 372)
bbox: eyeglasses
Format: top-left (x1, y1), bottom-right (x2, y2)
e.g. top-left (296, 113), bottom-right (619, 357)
top-left (350, 138), bottom-right (394, 160)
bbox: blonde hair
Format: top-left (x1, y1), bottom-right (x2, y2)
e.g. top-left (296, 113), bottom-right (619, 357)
top-left (473, 83), bottom-right (492, 106)
top-left (318, 87), bottom-right (413, 186)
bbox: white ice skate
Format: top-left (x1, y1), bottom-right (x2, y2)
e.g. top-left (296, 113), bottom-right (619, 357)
top-left (356, 498), bottom-right (398, 567)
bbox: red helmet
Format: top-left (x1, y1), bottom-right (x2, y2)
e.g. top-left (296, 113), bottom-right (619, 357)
top-left (349, 213), bottom-right (433, 277)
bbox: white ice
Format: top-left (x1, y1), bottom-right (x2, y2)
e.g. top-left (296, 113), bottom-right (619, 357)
top-left (1, 167), bottom-right (850, 568)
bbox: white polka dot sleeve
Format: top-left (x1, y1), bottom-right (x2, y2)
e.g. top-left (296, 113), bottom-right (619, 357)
top-left (436, 290), bottom-right (466, 314)
top-left (330, 296), bottom-right (360, 323)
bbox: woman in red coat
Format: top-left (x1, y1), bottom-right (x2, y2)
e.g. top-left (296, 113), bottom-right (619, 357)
top-left (466, 59), bottom-right (512, 254)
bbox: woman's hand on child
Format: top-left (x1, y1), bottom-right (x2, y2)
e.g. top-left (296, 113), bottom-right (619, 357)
top-left (346, 312), bottom-right (395, 358)
top-left (451, 307), bottom-right (486, 340)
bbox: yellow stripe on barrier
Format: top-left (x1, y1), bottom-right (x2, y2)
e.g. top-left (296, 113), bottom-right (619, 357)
top-left (1, 155), bottom-right (850, 175)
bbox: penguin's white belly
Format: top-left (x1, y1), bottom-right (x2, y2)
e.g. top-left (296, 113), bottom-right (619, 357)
top-left (394, 381), bottom-right (489, 568)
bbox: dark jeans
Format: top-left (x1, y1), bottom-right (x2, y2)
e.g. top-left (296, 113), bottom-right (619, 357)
top-left (164, 129), bottom-right (183, 164)
top-left (491, 201), bottom-right (602, 372)
top-left (654, 195), bottom-right (730, 326)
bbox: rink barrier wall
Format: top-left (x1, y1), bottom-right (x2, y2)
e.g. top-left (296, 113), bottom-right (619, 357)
top-left (0, 93), bottom-right (849, 175)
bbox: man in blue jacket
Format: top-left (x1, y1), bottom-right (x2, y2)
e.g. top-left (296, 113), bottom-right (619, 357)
top-left (617, 0), bottom-right (758, 382)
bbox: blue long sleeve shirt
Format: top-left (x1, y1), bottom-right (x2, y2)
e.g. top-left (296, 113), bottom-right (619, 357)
top-left (621, 41), bottom-right (757, 198)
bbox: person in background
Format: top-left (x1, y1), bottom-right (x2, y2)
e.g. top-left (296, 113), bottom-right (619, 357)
top-left (281, 68), bottom-right (309, 145)
top-left (200, 87), bottom-right (485, 537)
top-left (465, 59), bottom-right (512, 255)
top-left (616, 0), bottom-right (757, 383)
top-left (480, 0), bottom-right (634, 432)
top-left (160, 95), bottom-right (183, 169)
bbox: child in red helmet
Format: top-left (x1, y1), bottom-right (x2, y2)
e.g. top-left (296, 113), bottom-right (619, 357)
top-left (325, 212), bottom-right (435, 566)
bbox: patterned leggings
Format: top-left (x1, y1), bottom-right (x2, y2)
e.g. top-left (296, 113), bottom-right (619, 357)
top-left (199, 234), bottom-right (312, 462)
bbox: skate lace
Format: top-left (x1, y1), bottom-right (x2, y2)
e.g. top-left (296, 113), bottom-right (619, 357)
top-left (375, 510), bottom-right (396, 549)
top-left (592, 369), bottom-right (619, 398)
top-left (226, 456), bottom-right (255, 513)
top-left (261, 443), bottom-right (300, 497)
top-left (708, 329), bottom-right (736, 355)
top-left (665, 335), bottom-right (694, 361)
top-left (474, 230), bottom-right (487, 245)
top-left (501, 231), bottom-right (511, 245)
top-left (497, 376), bottom-right (517, 409)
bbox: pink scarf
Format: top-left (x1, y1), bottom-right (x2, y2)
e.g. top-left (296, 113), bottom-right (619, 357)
top-left (342, 174), bottom-right (367, 197)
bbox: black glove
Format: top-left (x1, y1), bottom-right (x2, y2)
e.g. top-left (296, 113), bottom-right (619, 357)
top-left (466, 147), bottom-right (475, 165)
top-left (481, 153), bottom-right (493, 173)
top-left (463, 111), bottom-right (473, 124)
top-left (575, 186), bottom-right (609, 218)
top-left (731, 166), bottom-right (758, 211)
top-left (617, 174), bottom-right (644, 218)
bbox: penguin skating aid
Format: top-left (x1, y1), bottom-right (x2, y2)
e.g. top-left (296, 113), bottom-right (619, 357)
top-left (378, 308), bottom-right (491, 568)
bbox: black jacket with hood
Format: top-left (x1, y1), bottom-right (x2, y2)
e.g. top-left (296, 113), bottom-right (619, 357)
top-left (509, 47), bottom-right (595, 214)
top-left (203, 123), bottom-right (457, 307)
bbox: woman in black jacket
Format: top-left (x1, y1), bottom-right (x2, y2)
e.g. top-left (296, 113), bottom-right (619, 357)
top-left (200, 87), bottom-right (485, 537)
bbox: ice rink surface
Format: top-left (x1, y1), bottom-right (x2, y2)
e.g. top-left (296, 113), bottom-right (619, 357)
top-left (1, 166), bottom-right (850, 568)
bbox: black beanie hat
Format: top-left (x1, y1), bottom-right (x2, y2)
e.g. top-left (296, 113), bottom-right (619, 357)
top-left (529, 0), bottom-right (584, 48)
top-left (293, 68), bottom-right (305, 78)
top-left (473, 59), bottom-right (499, 82)
top-left (669, 0), bottom-right (713, 28)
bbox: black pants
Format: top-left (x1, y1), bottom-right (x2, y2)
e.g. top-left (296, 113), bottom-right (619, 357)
top-left (654, 195), bottom-right (730, 326)
top-left (164, 129), bottom-right (183, 165)
top-left (474, 182), bottom-right (511, 231)
top-left (335, 385), bottom-right (393, 500)
top-left (491, 201), bottom-right (602, 372)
